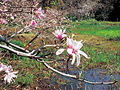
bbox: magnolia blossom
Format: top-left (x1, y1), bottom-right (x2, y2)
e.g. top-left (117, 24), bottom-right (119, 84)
top-left (53, 29), bottom-right (67, 40)
top-left (0, 63), bottom-right (18, 84)
top-left (3, 5), bottom-right (8, 12)
top-left (0, 19), bottom-right (7, 24)
top-left (29, 20), bottom-right (37, 27)
top-left (56, 38), bottom-right (90, 66)
top-left (34, 7), bottom-right (44, 19)
top-left (0, 63), bottom-right (7, 71)
top-left (4, 65), bottom-right (13, 73)
top-left (4, 71), bottom-right (18, 84)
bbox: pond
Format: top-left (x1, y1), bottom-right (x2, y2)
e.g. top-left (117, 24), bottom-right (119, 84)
top-left (49, 67), bottom-right (120, 90)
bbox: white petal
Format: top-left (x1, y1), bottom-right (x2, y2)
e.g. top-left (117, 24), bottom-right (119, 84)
top-left (12, 71), bottom-right (18, 74)
top-left (78, 50), bottom-right (90, 59)
top-left (71, 53), bottom-right (76, 65)
top-left (67, 38), bottom-right (73, 46)
top-left (60, 29), bottom-right (62, 33)
top-left (67, 48), bottom-right (72, 55)
top-left (74, 41), bottom-right (83, 50)
top-left (62, 34), bottom-right (67, 38)
top-left (52, 32), bottom-right (58, 37)
top-left (56, 49), bottom-right (65, 55)
top-left (79, 40), bottom-right (83, 43)
top-left (63, 29), bottom-right (66, 33)
top-left (76, 53), bottom-right (80, 66)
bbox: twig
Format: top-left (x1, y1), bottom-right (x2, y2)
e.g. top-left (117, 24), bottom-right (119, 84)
top-left (37, 58), bottom-right (65, 63)
top-left (7, 25), bottom-right (30, 40)
top-left (0, 36), bottom-right (29, 53)
top-left (24, 31), bottom-right (42, 50)
top-left (41, 59), bottom-right (118, 85)
top-left (67, 56), bottom-right (71, 71)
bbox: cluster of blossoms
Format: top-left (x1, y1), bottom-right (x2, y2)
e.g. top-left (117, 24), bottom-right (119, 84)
top-left (53, 29), bottom-right (90, 66)
top-left (28, 7), bottom-right (71, 29)
top-left (1, 0), bottom-right (71, 29)
top-left (34, 7), bottom-right (45, 19)
top-left (0, 63), bottom-right (18, 84)
top-left (0, 4), bottom-right (17, 25)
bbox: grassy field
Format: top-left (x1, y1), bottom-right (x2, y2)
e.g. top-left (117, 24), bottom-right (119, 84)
top-left (69, 19), bottom-right (120, 71)
top-left (0, 20), bottom-right (120, 89)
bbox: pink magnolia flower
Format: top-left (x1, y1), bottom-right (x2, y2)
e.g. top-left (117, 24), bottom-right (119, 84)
top-left (0, 19), bottom-right (7, 24)
top-left (52, 29), bottom-right (67, 40)
top-left (3, 5), bottom-right (8, 11)
top-left (29, 20), bottom-right (37, 27)
top-left (0, 63), bottom-right (7, 72)
top-left (4, 65), bottom-right (13, 73)
top-left (0, 63), bottom-right (18, 84)
top-left (56, 38), bottom-right (90, 66)
top-left (4, 71), bottom-right (18, 83)
top-left (34, 7), bottom-right (44, 19)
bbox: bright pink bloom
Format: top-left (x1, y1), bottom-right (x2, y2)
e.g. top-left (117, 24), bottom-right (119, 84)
top-left (56, 38), bottom-right (90, 66)
top-left (34, 7), bottom-right (44, 19)
top-left (53, 29), bottom-right (67, 40)
top-left (29, 20), bottom-right (36, 27)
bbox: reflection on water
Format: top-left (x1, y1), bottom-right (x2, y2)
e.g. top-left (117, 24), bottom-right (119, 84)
top-left (50, 68), bottom-right (120, 90)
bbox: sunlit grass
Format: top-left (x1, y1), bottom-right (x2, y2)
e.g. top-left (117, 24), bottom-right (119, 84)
top-left (70, 20), bottom-right (120, 39)
top-left (81, 45), bottom-right (120, 69)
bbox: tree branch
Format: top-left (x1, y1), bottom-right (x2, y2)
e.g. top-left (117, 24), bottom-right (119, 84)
top-left (0, 43), bottom-right (118, 85)
top-left (39, 59), bottom-right (118, 85)
top-left (7, 25), bottom-right (30, 40)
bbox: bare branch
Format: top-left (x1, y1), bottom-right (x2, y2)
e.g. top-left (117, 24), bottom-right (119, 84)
top-left (0, 39), bottom-right (118, 85)
top-left (40, 59), bottom-right (118, 85)
top-left (24, 31), bottom-right (42, 50)
top-left (7, 25), bottom-right (30, 40)
top-left (0, 36), bottom-right (29, 53)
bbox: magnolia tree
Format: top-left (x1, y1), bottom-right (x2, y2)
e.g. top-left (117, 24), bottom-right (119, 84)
top-left (0, 0), bottom-right (118, 86)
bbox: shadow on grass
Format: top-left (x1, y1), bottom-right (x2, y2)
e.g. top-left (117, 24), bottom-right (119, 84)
top-left (108, 36), bottom-right (120, 41)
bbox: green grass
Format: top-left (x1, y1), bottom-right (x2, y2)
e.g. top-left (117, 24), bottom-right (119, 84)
top-left (81, 45), bottom-right (120, 70)
top-left (0, 40), bottom-right (54, 89)
top-left (70, 20), bottom-right (120, 39)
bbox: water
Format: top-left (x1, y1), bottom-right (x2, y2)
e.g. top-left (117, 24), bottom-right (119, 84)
top-left (50, 68), bottom-right (120, 90)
